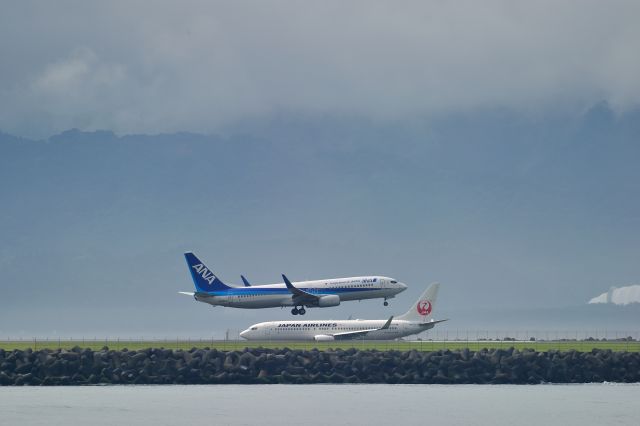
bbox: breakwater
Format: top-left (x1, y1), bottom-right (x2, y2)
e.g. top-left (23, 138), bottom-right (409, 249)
top-left (1, 347), bottom-right (638, 385)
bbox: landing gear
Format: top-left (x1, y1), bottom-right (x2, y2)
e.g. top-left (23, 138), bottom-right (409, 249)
top-left (383, 299), bottom-right (389, 306)
top-left (291, 306), bottom-right (307, 315)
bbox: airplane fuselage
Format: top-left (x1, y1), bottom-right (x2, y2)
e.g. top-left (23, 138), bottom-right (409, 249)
top-left (195, 276), bottom-right (405, 309)
top-left (182, 252), bottom-right (408, 315)
top-left (240, 319), bottom-right (438, 341)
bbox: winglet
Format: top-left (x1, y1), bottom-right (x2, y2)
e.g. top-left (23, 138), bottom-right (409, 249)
top-left (241, 275), bottom-right (251, 287)
top-left (282, 274), bottom-right (294, 289)
top-left (381, 316), bottom-right (394, 330)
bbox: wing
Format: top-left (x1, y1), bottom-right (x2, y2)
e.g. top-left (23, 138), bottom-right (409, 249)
top-left (331, 316), bottom-right (394, 340)
top-left (282, 274), bottom-right (320, 304)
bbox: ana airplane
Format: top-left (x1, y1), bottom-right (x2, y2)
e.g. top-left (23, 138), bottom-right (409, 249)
top-left (180, 252), bottom-right (407, 315)
top-left (239, 283), bottom-right (445, 340)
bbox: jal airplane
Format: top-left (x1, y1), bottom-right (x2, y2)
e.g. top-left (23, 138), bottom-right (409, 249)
top-left (240, 283), bottom-right (445, 340)
top-left (180, 252), bottom-right (407, 315)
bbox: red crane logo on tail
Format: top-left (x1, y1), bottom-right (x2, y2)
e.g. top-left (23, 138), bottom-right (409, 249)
top-left (416, 300), bottom-right (432, 316)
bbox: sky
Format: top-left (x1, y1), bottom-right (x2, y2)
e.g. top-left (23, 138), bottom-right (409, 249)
top-left (1, 1), bottom-right (640, 138)
top-left (1, 1), bottom-right (639, 337)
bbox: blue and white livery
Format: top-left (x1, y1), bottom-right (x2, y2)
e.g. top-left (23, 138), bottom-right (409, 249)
top-left (180, 252), bottom-right (407, 315)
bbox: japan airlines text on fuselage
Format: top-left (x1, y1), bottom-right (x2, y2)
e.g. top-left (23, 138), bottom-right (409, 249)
top-left (180, 252), bottom-right (407, 315)
top-left (240, 283), bottom-right (446, 340)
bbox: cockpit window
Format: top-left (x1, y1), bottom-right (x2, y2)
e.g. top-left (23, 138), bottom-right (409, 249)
top-left (251, 327), bottom-right (258, 330)
top-left (391, 280), bottom-right (397, 284)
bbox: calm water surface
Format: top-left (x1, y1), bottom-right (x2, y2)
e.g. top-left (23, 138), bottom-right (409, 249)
top-left (1, 384), bottom-right (639, 426)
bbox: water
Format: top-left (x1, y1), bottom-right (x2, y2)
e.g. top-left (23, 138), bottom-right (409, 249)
top-left (1, 384), bottom-right (639, 426)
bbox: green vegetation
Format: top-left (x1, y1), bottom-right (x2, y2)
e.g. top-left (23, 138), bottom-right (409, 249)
top-left (1, 339), bottom-right (639, 352)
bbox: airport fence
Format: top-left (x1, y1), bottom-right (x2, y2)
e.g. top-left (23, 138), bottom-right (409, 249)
top-left (2, 330), bottom-right (639, 352)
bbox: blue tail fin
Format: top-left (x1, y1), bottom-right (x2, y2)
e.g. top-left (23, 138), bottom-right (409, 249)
top-left (184, 252), bottom-right (231, 292)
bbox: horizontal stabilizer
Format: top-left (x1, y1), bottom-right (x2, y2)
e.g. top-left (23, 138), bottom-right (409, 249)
top-left (178, 291), bottom-right (211, 299)
top-left (421, 319), bottom-right (448, 327)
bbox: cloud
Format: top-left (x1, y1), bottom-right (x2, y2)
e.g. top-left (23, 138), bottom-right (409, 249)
top-left (32, 48), bottom-right (125, 94)
top-left (588, 285), bottom-right (640, 305)
top-left (1, 1), bottom-right (640, 137)
top-left (16, 48), bottom-right (129, 134)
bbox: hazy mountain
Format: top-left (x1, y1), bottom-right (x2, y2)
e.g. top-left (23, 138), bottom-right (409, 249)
top-left (1, 105), bottom-right (639, 337)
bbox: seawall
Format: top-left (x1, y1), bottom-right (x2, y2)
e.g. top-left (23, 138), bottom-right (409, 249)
top-left (1, 347), bottom-right (638, 385)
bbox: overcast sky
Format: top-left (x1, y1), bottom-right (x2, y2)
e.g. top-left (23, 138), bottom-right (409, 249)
top-left (1, 1), bottom-right (639, 138)
top-left (1, 1), bottom-right (639, 337)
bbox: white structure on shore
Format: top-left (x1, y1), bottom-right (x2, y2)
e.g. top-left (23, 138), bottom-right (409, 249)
top-left (588, 285), bottom-right (640, 305)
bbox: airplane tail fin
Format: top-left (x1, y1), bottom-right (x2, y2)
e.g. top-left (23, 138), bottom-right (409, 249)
top-left (396, 282), bottom-right (440, 323)
top-left (184, 252), bottom-right (231, 292)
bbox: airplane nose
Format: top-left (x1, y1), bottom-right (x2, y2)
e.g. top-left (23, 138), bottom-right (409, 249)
top-left (398, 282), bottom-right (408, 291)
top-left (239, 329), bottom-right (249, 339)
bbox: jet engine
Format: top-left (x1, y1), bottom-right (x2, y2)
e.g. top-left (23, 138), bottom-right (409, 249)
top-left (317, 294), bottom-right (340, 307)
top-left (314, 334), bottom-right (335, 341)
